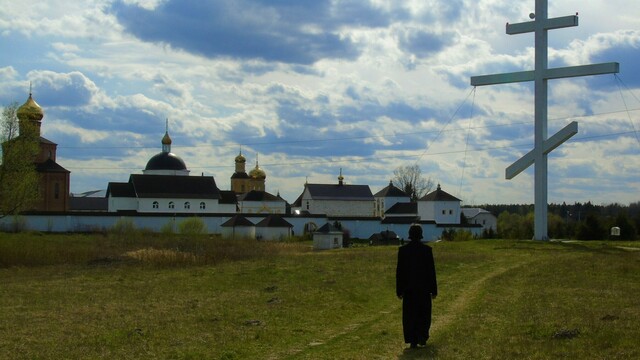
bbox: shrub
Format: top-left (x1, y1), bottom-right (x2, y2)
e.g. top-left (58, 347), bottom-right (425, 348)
top-left (160, 219), bottom-right (176, 235)
top-left (178, 217), bottom-right (207, 235)
top-left (110, 218), bottom-right (136, 237)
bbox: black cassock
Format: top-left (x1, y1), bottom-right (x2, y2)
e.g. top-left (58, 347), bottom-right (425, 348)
top-left (396, 240), bottom-right (437, 345)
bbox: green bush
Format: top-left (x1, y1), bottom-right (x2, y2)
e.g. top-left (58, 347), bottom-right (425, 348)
top-left (160, 219), bottom-right (176, 235)
top-left (178, 217), bottom-right (207, 235)
top-left (110, 218), bottom-right (136, 237)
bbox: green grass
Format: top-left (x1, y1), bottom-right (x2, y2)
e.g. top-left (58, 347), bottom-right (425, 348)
top-left (0, 234), bottom-right (638, 359)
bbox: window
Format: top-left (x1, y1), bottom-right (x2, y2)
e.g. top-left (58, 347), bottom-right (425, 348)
top-left (449, 210), bottom-right (453, 215)
top-left (168, 201), bottom-right (175, 209)
top-left (200, 202), bottom-right (206, 210)
top-left (306, 201), bottom-right (310, 210)
top-left (184, 202), bottom-right (191, 209)
top-left (152, 201), bottom-right (159, 209)
top-left (442, 210), bottom-right (446, 215)
top-left (54, 183), bottom-right (60, 199)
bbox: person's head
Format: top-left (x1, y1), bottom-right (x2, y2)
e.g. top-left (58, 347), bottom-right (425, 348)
top-left (408, 224), bottom-right (423, 240)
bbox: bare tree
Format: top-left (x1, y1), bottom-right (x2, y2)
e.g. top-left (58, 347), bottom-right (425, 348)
top-left (393, 164), bottom-right (434, 202)
top-left (0, 102), bottom-right (39, 219)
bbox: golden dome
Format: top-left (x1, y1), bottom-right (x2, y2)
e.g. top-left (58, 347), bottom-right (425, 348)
top-left (161, 131), bottom-right (172, 145)
top-left (17, 94), bottom-right (44, 122)
top-left (249, 162), bottom-right (266, 180)
top-left (235, 151), bottom-right (246, 163)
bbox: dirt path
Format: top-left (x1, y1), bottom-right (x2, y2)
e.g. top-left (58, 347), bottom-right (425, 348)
top-left (281, 258), bottom-right (535, 359)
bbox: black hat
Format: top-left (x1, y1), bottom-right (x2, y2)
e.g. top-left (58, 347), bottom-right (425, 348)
top-left (408, 224), bottom-right (423, 240)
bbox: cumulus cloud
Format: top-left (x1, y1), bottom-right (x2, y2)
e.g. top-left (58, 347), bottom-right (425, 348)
top-left (109, 0), bottom-right (398, 64)
top-left (26, 70), bottom-right (100, 107)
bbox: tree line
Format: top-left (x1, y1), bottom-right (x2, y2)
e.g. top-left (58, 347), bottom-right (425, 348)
top-left (479, 202), bottom-right (640, 240)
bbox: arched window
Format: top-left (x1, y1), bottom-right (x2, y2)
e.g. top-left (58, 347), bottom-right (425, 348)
top-left (152, 201), bottom-right (159, 209)
top-left (168, 201), bottom-right (175, 209)
top-left (200, 202), bottom-right (206, 210)
top-left (184, 202), bottom-right (191, 209)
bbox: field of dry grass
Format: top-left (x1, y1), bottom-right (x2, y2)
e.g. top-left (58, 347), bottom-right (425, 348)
top-left (0, 233), bottom-right (638, 359)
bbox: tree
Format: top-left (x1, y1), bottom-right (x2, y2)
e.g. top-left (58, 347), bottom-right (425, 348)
top-left (0, 102), bottom-right (40, 219)
top-left (392, 164), bottom-right (434, 202)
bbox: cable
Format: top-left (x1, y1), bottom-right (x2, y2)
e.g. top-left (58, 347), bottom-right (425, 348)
top-left (614, 74), bottom-right (640, 147)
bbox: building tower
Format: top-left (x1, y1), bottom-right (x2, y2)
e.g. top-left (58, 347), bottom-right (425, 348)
top-left (248, 154), bottom-right (266, 192)
top-left (143, 119), bottom-right (189, 176)
top-left (15, 91), bottom-right (70, 211)
top-left (231, 149), bottom-right (250, 193)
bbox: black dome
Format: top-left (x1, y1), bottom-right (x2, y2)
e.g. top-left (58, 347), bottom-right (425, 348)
top-left (145, 152), bottom-right (187, 171)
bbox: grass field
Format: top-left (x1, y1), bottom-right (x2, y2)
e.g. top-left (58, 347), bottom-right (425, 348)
top-left (0, 234), bottom-right (639, 359)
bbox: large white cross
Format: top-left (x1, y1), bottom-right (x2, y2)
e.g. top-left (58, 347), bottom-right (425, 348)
top-left (470, 0), bottom-right (619, 240)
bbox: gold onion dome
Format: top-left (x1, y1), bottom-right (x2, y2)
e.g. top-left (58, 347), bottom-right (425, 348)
top-left (249, 163), bottom-right (266, 180)
top-left (161, 131), bottom-right (172, 145)
top-left (235, 152), bottom-right (246, 163)
top-left (17, 94), bottom-right (44, 121)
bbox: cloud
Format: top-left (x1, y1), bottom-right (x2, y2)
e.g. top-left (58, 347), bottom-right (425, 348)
top-left (26, 70), bottom-right (99, 107)
top-left (109, 0), bottom-right (404, 64)
top-left (396, 27), bottom-right (453, 58)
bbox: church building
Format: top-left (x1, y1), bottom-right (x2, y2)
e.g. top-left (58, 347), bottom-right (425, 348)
top-left (2, 92), bottom-right (70, 212)
top-left (292, 171), bottom-right (375, 218)
top-left (106, 123), bottom-right (236, 213)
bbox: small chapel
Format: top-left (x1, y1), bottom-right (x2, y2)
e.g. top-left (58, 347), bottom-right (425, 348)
top-left (1, 92), bottom-right (70, 212)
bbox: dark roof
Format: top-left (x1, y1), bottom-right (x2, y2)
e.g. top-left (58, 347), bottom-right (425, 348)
top-left (129, 174), bottom-right (220, 199)
top-left (369, 230), bottom-right (398, 241)
top-left (374, 181), bottom-right (409, 198)
top-left (385, 202), bottom-right (417, 215)
top-left (221, 215), bottom-right (254, 227)
top-left (420, 184), bottom-right (461, 202)
top-left (145, 152), bottom-right (187, 171)
top-left (381, 216), bottom-right (421, 224)
top-left (305, 183), bottom-right (373, 201)
top-left (36, 158), bottom-right (69, 173)
top-left (292, 192), bottom-right (303, 207)
top-left (240, 190), bottom-right (282, 202)
top-left (69, 197), bottom-right (108, 211)
top-left (106, 182), bottom-right (135, 198)
top-left (315, 222), bottom-right (342, 233)
top-left (39, 136), bottom-right (57, 145)
top-left (219, 190), bottom-right (238, 205)
top-left (255, 214), bottom-right (293, 228)
top-left (461, 208), bottom-right (493, 218)
top-left (231, 171), bottom-right (249, 179)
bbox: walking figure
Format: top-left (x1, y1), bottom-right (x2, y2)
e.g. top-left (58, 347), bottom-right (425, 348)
top-left (396, 224), bottom-right (438, 348)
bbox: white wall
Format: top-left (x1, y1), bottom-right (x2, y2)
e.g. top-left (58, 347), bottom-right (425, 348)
top-left (313, 233), bottom-right (343, 250)
top-left (0, 214), bottom-right (481, 240)
top-left (418, 200), bottom-right (460, 224)
top-left (108, 197), bottom-right (137, 212)
top-left (470, 213), bottom-right (497, 232)
top-left (256, 227), bottom-right (291, 241)
top-left (305, 199), bottom-right (374, 217)
top-left (239, 200), bottom-right (286, 214)
top-left (137, 198), bottom-right (222, 213)
top-left (221, 226), bottom-right (255, 240)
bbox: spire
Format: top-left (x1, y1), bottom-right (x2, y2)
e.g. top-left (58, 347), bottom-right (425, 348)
top-left (161, 118), bottom-right (172, 153)
top-left (338, 168), bottom-right (344, 185)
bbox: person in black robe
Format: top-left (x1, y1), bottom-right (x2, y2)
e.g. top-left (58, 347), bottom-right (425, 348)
top-left (396, 224), bottom-right (438, 348)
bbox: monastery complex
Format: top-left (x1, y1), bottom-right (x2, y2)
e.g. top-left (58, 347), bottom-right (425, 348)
top-left (1, 93), bottom-right (496, 242)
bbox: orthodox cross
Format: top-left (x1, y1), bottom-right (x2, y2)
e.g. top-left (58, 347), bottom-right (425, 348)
top-left (470, 0), bottom-right (619, 240)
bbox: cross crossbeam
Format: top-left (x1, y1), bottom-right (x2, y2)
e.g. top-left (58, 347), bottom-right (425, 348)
top-left (469, 0), bottom-right (619, 240)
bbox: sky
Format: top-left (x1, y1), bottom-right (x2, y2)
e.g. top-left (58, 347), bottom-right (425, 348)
top-left (1, 0), bottom-right (639, 206)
